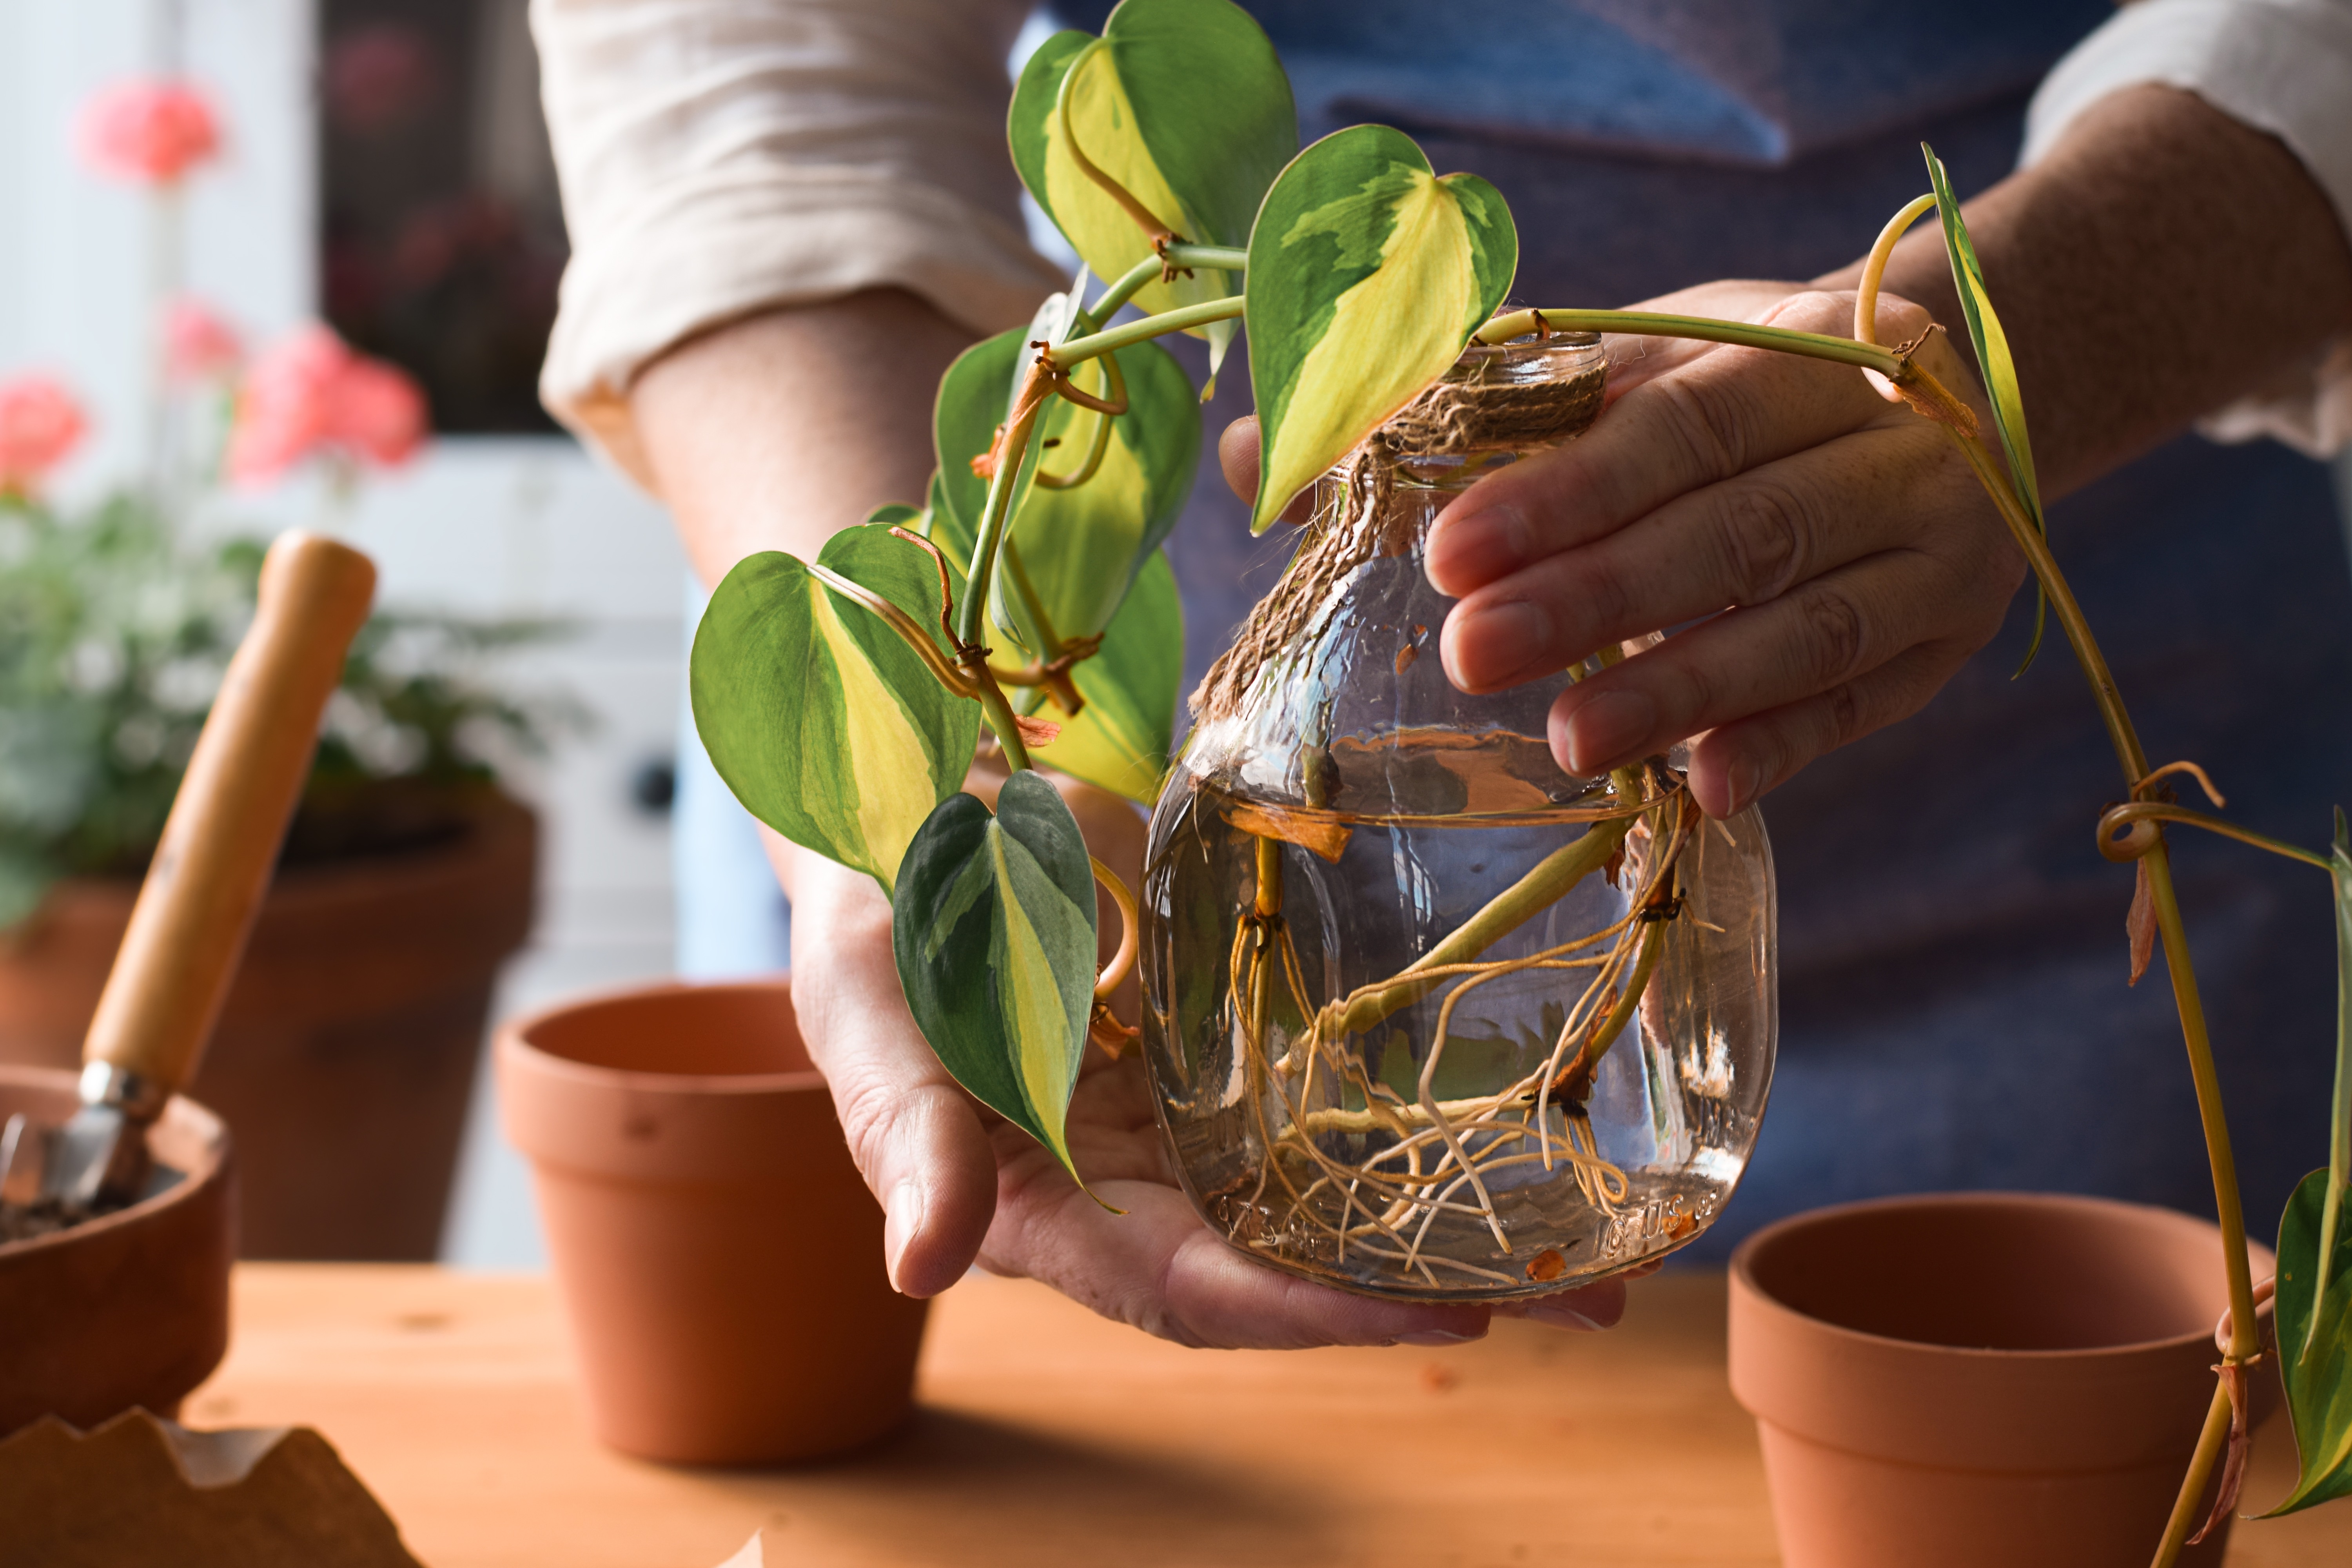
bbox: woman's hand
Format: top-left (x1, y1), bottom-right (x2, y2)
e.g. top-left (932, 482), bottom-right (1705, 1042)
top-left (1224, 283), bottom-right (2022, 818)
top-left (773, 779), bottom-right (1630, 1350)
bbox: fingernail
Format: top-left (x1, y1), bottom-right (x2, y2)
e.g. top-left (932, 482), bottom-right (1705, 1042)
top-left (1725, 755), bottom-right (1762, 815)
top-left (1452, 599), bottom-right (1552, 682)
top-left (1430, 502), bottom-right (1534, 585)
top-left (1521, 1301), bottom-right (1607, 1332)
top-left (1397, 1328), bottom-right (1482, 1346)
top-left (1567, 689), bottom-right (1655, 773)
top-left (882, 1178), bottom-right (924, 1292)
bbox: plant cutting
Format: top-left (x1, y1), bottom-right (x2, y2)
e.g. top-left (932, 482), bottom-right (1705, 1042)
top-left (687, 0), bottom-right (2352, 1554)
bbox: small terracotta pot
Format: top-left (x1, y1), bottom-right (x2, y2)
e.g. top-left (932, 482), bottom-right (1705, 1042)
top-left (497, 978), bottom-right (928, 1465)
top-left (1729, 1192), bottom-right (2277, 1568)
top-left (0, 791), bottom-right (535, 1260)
top-left (0, 1066), bottom-right (236, 1437)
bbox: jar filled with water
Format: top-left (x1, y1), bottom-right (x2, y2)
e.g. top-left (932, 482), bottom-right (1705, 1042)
top-left (1141, 334), bottom-right (1777, 1299)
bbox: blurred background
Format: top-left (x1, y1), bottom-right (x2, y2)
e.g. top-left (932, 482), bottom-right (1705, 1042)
top-left (0, 0), bottom-right (684, 1269)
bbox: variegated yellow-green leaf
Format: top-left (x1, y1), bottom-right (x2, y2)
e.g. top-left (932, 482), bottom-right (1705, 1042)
top-left (690, 525), bottom-right (977, 893)
top-left (1008, 0), bottom-right (1295, 387)
top-left (2265, 1166), bottom-right (2352, 1514)
top-left (1924, 143), bottom-right (2048, 672)
top-left (892, 771), bottom-right (1100, 1179)
top-left (988, 338), bottom-right (1198, 657)
top-left (1029, 548), bottom-right (1183, 803)
top-left (1246, 125), bottom-right (1517, 533)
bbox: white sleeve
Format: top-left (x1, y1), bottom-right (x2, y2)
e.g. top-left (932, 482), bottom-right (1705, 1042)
top-left (531, 0), bottom-right (1061, 482)
top-left (2021, 0), bottom-right (2352, 458)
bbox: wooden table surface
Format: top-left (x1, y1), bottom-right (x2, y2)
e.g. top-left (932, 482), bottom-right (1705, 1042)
top-left (187, 1265), bottom-right (2351, 1568)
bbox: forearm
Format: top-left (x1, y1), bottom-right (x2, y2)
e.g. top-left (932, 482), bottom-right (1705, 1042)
top-left (630, 288), bottom-right (976, 588)
top-left (1822, 84), bottom-right (2352, 496)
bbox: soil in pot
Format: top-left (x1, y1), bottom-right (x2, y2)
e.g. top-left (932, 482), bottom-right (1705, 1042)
top-left (0, 1066), bottom-right (236, 1436)
top-left (1728, 1192), bottom-right (2278, 1568)
top-left (0, 786), bottom-right (535, 1260)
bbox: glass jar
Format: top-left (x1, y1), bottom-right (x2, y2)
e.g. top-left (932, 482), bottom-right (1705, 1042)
top-left (1140, 336), bottom-right (1777, 1300)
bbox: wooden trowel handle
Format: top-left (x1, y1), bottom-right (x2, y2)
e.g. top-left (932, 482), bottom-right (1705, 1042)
top-left (82, 531), bottom-right (378, 1096)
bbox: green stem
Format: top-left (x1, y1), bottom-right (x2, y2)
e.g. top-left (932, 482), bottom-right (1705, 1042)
top-left (1049, 296), bottom-right (1246, 370)
top-left (972, 663), bottom-right (1033, 773)
top-left (1162, 243), bottom-right (1247, 272)
top-left (2102, 800), bottom-right (2335, 874)
top-left (1086, 256), bottom-right (1165, 327)
top-left (2150, 1379), bottom-right (2235, 1568)
top-left (1476, 309), bottom-right (1908, 376)
top-left (1332, 816), bottom-right (1634, 1039)
top-left (956, 369), bottom-right (1051, 647)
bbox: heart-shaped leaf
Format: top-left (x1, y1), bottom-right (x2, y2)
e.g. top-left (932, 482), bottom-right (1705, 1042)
top-left (892, 771), bottom-right (1100, 1176)
top-left (934, 328), bottom-right (1036, 564)
top-left (1009, 0), bottom-right (1294, 386)
top-left (1245, 125), bottom-right (1517, 533)
top-left (2265, 1165), bottom-right (2352, 1513)
top-left (1028, 548), bottom-right (1183, 803)
top-left (989, 338), bottom-right (1198, 656)
top-left (690, 525), bottom-right (977, 892)
top-left (1924, 144), bottom-right (2048, 671)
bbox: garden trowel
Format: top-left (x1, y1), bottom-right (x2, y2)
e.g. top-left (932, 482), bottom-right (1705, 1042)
top-left (0, 532), bottom-right (376, 1225)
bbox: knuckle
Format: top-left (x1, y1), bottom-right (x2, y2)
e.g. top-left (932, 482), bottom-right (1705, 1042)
top-left (1651, 373), bottom-right (1755, 481)
top-left (1713, 479), bottom-right (1811, 604)
top-left (829, 1071), bottom-right (904, 1180)
top-left (1796, 583), bottom-right (1868, 686)
top-left (1821, 677), bottom-right (1866, 748)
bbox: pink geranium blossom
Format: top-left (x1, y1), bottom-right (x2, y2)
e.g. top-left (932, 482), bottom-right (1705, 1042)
top-left (0, 376), bottom-right (89, 496)
top-left (77, 79), bottom-right (221, 185)
top-left (225, 325), bottom-right (429, 486)
top-left (164, 298), bottom-right (243, 383)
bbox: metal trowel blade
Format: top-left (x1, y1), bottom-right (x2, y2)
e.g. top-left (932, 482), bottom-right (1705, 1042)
top-left (0, 1103), bottom-right (145, 1221)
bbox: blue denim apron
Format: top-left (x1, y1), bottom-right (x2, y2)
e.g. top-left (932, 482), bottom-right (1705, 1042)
top-left (682, 0), bottom-right (2352, 1254)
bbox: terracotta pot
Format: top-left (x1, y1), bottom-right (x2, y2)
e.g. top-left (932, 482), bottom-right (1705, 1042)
top-left (1729, 1192), bottom-right (2278, 1568)
top-left (498, 978), bottom-right (929, 1465)
top-left (0, 1067), bottom-right (236, 1437)
top-left (0, 790), bottom-right (535, 1260)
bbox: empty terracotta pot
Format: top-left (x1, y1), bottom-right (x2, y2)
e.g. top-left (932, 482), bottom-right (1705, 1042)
top-left (0, 1066), bottom-right (236, 1437)
top-left (497, 978), bottom-right (928, 1465)
top-left (1729, 1192), bottom-right (2277, 1568)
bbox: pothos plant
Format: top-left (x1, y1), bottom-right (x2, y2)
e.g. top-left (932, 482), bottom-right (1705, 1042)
top-left (688, 0), bottom-right (2351, 1551)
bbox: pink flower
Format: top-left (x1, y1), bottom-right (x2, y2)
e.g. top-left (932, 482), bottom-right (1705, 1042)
top-left (77, 79), bottom-right (221, 185)
top-left (327, 358), bottom-right (426, 466)
top-left (0, 375), bottom-right (89, 495)
top-left (226, 324), bottom-right (429, 486)
top-left (164, 298), bottom-right (243, 383)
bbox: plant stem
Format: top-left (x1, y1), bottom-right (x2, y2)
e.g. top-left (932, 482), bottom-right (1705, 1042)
top-left (1330, 817), bottom-right (1633, 1038)
top-left (2151, 1379), bottom-right (2236, 1568)
top-left (970, 661), bottom-right (1034, 773)
top-left (1163, 243), bottom-right (1247, 272)
top-left (1855, 194), bottom-right (1938, 346)
top-left (957, 365), bottom-right (1053, 647)
top-left (1049, 297), bottom-right (1247, 370)
top-left (1086, 256), bottom-right (1165, 327)
top-left (1475, 309), bottom-right (1908, 376)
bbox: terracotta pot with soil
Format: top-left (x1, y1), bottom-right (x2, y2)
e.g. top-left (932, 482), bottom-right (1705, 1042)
top-left (1728, 1192), bottom-right (2278, 1568)
top-left (498, 978), bottom-right (929, 1466)
top-left (0, 1066), bottom-right (236, 1436)
top-left (0, 788), bottom-right (535, 1260)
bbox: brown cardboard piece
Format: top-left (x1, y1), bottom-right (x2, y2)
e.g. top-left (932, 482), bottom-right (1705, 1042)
top-left (0, 1407), bottom-right (422, 1568)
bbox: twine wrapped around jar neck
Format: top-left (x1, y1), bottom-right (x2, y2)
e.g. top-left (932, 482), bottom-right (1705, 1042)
top-left (1191, 341), bottom-right (1607, 726)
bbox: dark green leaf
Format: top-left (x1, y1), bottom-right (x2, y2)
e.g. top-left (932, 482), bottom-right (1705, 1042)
top-left (690, 525), bottom-right (977, 892)
top-left (891, 771), bottom-right (1101, 1177)
top-left (2265, 1166), bottom-right (2352, 1513)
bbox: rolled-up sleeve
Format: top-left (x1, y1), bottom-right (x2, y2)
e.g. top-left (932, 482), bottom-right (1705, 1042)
top-left (532, 0), bottom-right (1062, 481)
top-left (2022, 0), bottom-right (2352, 457)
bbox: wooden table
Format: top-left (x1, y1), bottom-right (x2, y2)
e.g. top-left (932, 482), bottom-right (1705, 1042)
top-left (187, 1265), bottom-right (2350, 1568)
